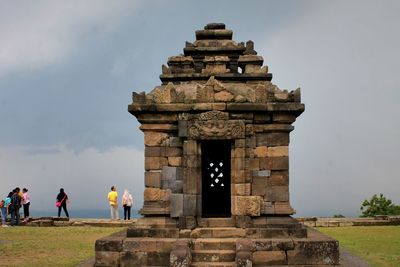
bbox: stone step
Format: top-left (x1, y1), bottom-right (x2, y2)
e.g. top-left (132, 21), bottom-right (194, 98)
top-left (191, 227), bottom-right (246, 238)
top-left (126, 227), bottom-right (179, 238)
top-left (193, 238), bottom-right (237, 250)
top-left (192, 249), bottom-right (236, 262)
top-left (197, 217), bottom-right (235, 227)
top-left (246, 227), bottom-right (307, 238)
top-left (190, 262), bottom-right (235, 267)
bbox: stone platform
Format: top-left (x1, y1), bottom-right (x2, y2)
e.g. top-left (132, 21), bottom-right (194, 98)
top-left (95, 217), bottom-right (339, 267)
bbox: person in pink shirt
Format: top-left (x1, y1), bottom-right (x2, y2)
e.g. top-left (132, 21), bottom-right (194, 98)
top-left (22, 188), bottom-right (30, 221)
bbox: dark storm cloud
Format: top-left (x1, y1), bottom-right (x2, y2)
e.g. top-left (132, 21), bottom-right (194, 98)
top-left (0, 0), bottom-right (308, 150)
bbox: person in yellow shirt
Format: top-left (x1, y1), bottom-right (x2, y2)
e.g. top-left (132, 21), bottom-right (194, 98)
top-left (107, 186), bottom-right (119, 220)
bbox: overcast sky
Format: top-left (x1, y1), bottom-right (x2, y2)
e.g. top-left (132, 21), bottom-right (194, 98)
top-left (0, 0), bottom-right (399, 217)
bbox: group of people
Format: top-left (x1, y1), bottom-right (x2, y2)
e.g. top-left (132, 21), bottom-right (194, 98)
top-left (0, 187), bottom-right (30, 227)
top-left (108, 186), bottom-right (134, 220)
top-left (0, 186), bottom-right (134, 225)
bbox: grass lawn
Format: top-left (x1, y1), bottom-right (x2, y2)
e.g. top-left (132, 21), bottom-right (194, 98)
top-left (319, 226), bottom-right (400, 267)
top-left (0, 226), bottom-right (124, 267)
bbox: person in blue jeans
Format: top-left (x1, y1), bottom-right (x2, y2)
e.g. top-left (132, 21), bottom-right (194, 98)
top-left (1, 192), bottom-right (12, 227)
top-left (10, 189), bottom-right (22, 226)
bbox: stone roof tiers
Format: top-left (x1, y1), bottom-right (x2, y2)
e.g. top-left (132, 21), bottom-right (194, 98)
top-left (129, 23), bottom-right (304, 118)
top-left (160, 23), bottom-right (272, 83)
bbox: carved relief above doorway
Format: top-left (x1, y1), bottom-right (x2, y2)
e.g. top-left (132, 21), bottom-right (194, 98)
top-left (187, 111), bottom-right (245, 140)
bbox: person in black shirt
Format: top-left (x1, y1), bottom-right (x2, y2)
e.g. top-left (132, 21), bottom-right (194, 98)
top-left (56, 188), bottom-right (69, 218)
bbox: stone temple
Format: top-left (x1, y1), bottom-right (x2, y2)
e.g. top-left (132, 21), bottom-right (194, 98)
top-left (95, 23), bottom-right (339, 267)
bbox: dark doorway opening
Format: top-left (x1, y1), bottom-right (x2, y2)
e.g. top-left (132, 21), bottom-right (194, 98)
top-left (201, 140), bottom-right (231, 217)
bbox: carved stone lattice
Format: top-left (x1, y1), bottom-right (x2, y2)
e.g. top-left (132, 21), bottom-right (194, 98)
top-left (187, 120), bottom-right (245, 139)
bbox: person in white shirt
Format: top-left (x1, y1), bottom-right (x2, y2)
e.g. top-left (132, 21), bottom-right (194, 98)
top-left (121, 189), bottom-right (133, 220)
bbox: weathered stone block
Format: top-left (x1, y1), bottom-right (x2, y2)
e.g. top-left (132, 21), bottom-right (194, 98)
top-left (144, 146), bottom-right (163, 157)
top-left (185, 155), bottom-right (199, 168)
top-left (235, 138), bottom-right (246, 148)
top-left (245, 136), bottom-right (256, 148)
top-left (214, 91), bottom-right (234, 102)
top-left (256, 132), bottom-right (289, 146)
top-left (251, 170), bottom-right (270, 177)
top-left (95, 251), bottom-right (120, 266)
top-left (196, 84), bottom-right (214, 102)
top-left (123, 238), bottom-right (157, 252)
top-left (176, 167), bottom-right (184, 180)
top-left (268, 173), bottom-right (288, 186)
top-left (184, 140), bottom-right (198, 155)
top-left (230, 113), bottom-right (253, 120)
top-left (140, 123), bottom-right (177, 131)
top-left (151, 82), bottom-right (177, 103)
top-left (171, 180), bottom-right (183, 193)
top-left (232, 196), bottom-right (261, 216)
top-left (145, 156), bottom-right (168, 170)
top-left (259, 157), bottom-right (289, 170)
top-left (236, 251), bottom-right (252, 267)
top-left (162, 166), bottom-right (177, 181)
top-left (265, 186), bottom-right (289, 202)
top-left (272, 113), bottom-right (296, 123)
top-left (252, 177), bottom-right (267, 196)
top-left (254, 146), bottom-right (268, 157)
top-left (170, 241), bottom-right (192, 267)
top-left (137, 114), bottom-right (178, 124)
top-left (236, 238), bottom-right (253, 252)
top-left (184, 216), bottom-right (197, 229)
top-left (248, 158), bottom-right (259, 170)
top-left (232, 157), bottom-right (245, 170)
top-left (244, 169), bottom-right (252, 183)
top-left (245, 124), bottom-right (254, 136)
top-left (144, 188), bottom-right (171, 201)
top-left (165, 147), bottom-right (183, 157)
top-left (287, 239), bottom-right (339, 265)
top-left (147, 251), bottom-right (170, 266)
top-left (274, 202), bottom-right (295, 215)
top-left (232, 183), bottom-right (251, 196)
top-left (145, 171), bottom-right (162, 188)
top-left (183, 168), bottom-right (200, 194)
top-left (245, 148), bottom-right (255, 158)
top-left (235, 216), bottom-right (253, 228)
top-left (144, 132), bottom-right (169, 146)
top-left (170, 194), bottom-right (183, 218)
top-left (254, 113), bottom-right (270, 123)
top-left (275, 92), bottom-right (288, 101)
top-left (232, 147), bottom-right (245, 158)
top-left (253, 251), bottom-right (287, 265)
top-left (183, 194), bottom-right (197, 216)
top-left (168, 157), bottom-right (182, 167)
top-left (178, 121), bottom-right (188, 137)
top-left (261, 201), bottom-right (275, 214)
top-left (120, 251), bottom-right (147, 267)
top-left (232, 170), bottom-right (245, 183)
top-left (95, 235), bottom-right (124, 252)
top-left (267, 146), bottom-right (288, 157)
top-left (170, 137), bottom-right (183, 147)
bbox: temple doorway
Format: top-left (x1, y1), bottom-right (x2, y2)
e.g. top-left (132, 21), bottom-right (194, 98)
top-left (201, 140), bottom-right (231, 217)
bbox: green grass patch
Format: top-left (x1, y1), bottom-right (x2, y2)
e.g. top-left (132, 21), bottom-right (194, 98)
top-left (0, 226), bottom-right (123, 267)
top-left (319, 226), bottom-right (400, 267)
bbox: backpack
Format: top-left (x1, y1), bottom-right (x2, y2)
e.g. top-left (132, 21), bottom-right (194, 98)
top-left (0, 200), bottom-right (4, 208)
top-left (11, 193), bottom-right (21, 208)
